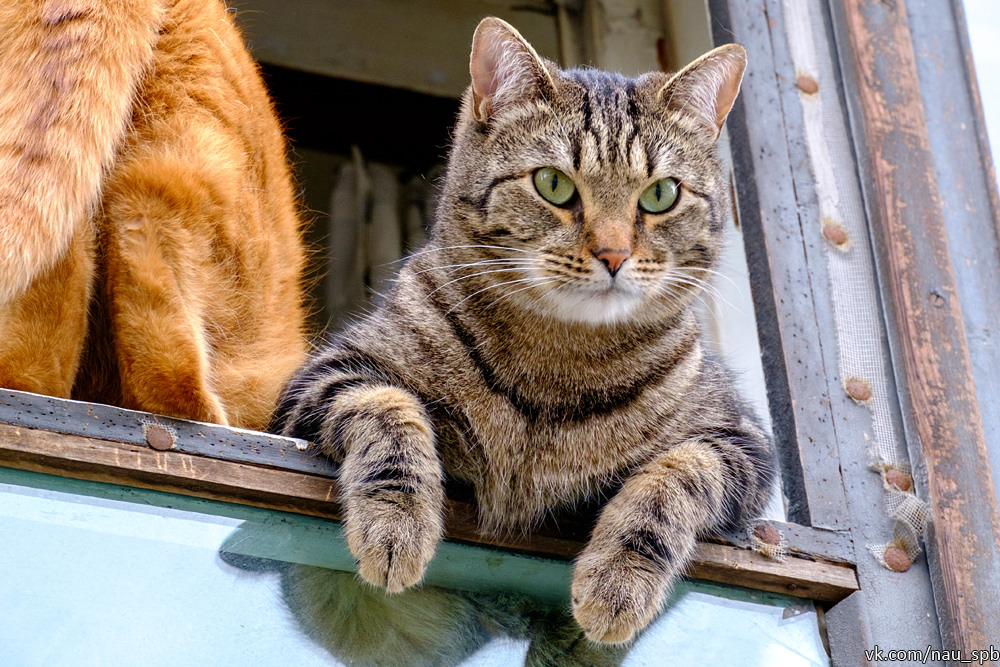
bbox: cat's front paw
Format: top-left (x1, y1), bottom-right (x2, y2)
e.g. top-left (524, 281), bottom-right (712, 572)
top-left (570, 544), bottom-right (670, 644)
top-left (344, 493), bottom-right (442, 593)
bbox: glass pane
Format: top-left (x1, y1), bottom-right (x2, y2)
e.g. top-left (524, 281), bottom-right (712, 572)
top-left (0, 467), bottom-right (827, 666)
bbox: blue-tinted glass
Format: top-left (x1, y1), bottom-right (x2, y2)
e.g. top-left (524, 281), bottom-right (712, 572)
top-left (0, 467), bottom-right (828, 666)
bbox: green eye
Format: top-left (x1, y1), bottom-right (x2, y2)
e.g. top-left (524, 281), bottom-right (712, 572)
top-left (533, 167), bottom-right (576, 206)
top-left (638, 178), bottom-right (679, 213)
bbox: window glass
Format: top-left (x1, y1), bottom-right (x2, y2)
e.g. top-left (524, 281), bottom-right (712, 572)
top-left (1, 467), bottom-right (827, 666)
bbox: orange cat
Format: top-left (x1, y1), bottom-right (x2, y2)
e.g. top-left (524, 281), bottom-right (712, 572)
top-left (0, 0), bottom-right (307, 431)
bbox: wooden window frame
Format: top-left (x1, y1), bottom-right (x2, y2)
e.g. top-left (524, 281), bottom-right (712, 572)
top-left (710, 0), bottom-right (1000, 661)
top-left (0, 387), bottom-right (856, 604)
top-left (0, 0), bottom-right (864, 617)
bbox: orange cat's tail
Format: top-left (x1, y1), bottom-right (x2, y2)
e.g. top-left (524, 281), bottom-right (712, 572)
top-left (0, 0), bottom-right (165, 303)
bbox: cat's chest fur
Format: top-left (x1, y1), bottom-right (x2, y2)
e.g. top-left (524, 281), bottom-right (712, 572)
top-left (361, 261), bottom-right (705, 531)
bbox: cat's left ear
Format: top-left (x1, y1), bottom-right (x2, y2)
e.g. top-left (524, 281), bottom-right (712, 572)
top-left (658, 44), bottom-right (747, 141)
top-left (470, 17), bottom-right (557, 124)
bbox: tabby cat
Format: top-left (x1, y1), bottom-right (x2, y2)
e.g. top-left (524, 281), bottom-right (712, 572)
top-left (0, 0), bottom-right (306, 430)
top-left (274, 17), bottom-right (774, 644)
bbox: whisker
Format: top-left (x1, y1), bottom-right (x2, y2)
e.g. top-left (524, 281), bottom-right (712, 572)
top-left (672, 267), bottom-right (738, 305)
top-left (412, 258), bottom-right (537, 276)
top-left (663, 274), bottom-right (714, 296)
top-left (444, 276), bottom-right (555, 316)
top-left (425, 266), bottom-right (533, 299)
top-left (483, 277), bottom-right (565, 311)
top-left (682, 265), bottom-right (742, 291)
top-left (389, 244), bottom-right (536, 265)
top-left (660, 268), bottom-right (745, 316)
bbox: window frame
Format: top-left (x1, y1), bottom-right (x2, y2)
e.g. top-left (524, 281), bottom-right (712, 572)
top-left (711, 0), bottom-right (1000, 660)
top-left (0, 0), bottom-right (866, 648)
top-left (0, 387), bottom-right (857, 604)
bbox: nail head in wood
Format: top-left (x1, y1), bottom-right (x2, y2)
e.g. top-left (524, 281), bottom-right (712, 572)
top-left (886, 468), bottom-right (913, 492)
top-left (796, 74), bottom-right (819, 94)
top-left (883, 545), bottom-right (912, 572)
top-left (753, 523), bottom-right (782, 546)
top-left (845, 377), bottom-right (873, 403)
top-left (822, 220), bottom-right (850, 249)
top-left (144, 424), bottom-right (176, 451)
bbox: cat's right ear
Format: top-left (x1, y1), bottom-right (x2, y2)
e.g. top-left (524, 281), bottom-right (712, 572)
top-left (658, 43), bottom-right (747, 141)
top-left (470, 17), bottom-right (556, 124)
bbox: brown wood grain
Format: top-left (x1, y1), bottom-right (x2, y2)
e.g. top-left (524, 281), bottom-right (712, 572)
top-left (0, 422), bottom-right (857, 602)
top-left (688, 542), bottom-right (858, 602)
top-left (840, 0), bottom-right (1000, 650)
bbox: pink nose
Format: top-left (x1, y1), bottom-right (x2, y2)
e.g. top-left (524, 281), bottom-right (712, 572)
top-left (595, 249), bottom-right (631, 277)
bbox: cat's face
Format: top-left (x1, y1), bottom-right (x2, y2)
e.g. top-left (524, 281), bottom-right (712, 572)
top-left (435, 19), bottom-right (745, 326)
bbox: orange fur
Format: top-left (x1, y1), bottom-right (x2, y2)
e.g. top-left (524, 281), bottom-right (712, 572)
top-left (0, 0), bottom-right (307, 431)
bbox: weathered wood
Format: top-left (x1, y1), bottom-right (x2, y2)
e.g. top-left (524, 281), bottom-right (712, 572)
top-left (0, 421), bottom-right (857, 602)
top-left (714, 0), bottom-right (947, 659)
top-left (908, 0), bottom-right (1000, 517)
top-left (0, 422), bottom-right (342, 520)
top-left (947, 0), bottom-right (1000, 240)
top-left (687, 542), bottom-right (858, 602)
top-left (836, 0), bottom-right (1000, 651)
top-left (713, 520), bottom-right (854, 566)
top-left (707, 0), bottom-right (851, 530)
top-left (0, 389), bottom-right (336, 477)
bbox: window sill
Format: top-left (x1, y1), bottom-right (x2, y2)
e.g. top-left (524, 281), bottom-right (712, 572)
top-left (0, 388), bottom-right (857, 603)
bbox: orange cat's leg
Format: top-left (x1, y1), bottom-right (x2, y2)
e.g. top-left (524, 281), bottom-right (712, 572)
top-left (98, 160), bottom-right (229, 426)
top-left (210, 342), bottom-right (307, 433)
top-left (0, 223), bottom-right (93, 396)
top-left (0, 2), bottom-right (164, 398)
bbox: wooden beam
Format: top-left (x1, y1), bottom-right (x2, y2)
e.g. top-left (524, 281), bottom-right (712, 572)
top-left (0, 422), bottom-right (342, 520)
top-left (0, 388), bottom-right (334, 476)
top-left (0, 421), bottom-right (857, 603)
top-left (837, 0), bottom-right (1000, 650)
top-left (949, 0), bottom-right (1000, 238)
top-left (230, 0), bottom-right (561, 98)
top-left (687, 542), bottom-right (857, 602)
top-left (707, 0), bottom-right (853, 529)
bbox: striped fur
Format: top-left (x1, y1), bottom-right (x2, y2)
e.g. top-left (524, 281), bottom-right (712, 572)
top-left (274, 17), bottom-right (774, 645)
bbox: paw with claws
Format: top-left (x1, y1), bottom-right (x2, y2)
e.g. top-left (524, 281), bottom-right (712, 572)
top-left (344, 491), bottom-right (443, 593)
top-left (571, 542), bottom-right (671, 644)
